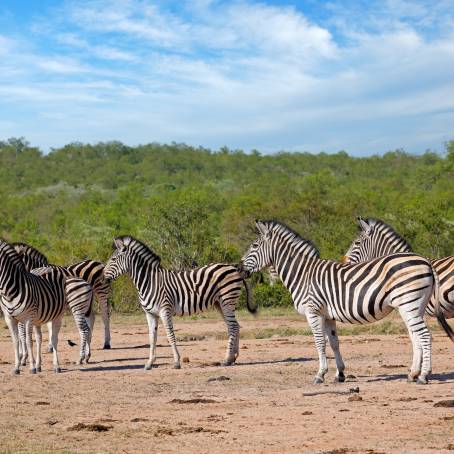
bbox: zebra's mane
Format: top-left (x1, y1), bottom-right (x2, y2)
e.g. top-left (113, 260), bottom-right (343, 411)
top-left (12, 242), bottom-right (49, 265)
top-left (0, 239), bottom-right (26, 272)
top-left (361, 218), bottom-right (412, 251)
top-left (260, 220), bottom-right (320, 257)
top-left (115, 236), bottom-right (161, 265)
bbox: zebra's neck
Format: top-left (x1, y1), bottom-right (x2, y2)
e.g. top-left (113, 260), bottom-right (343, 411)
top-left (270, 236), bottom-right (317, 288)
top-left (127, 255), bottom-right (161, 300)
top-left (0, 249), bottom-right (26, 303)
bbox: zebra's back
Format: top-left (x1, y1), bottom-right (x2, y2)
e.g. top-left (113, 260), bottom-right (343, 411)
top-left (164, 264), bottom-right (243, 316)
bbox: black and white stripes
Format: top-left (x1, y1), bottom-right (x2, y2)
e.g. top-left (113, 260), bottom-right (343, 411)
top-left (240, 220), bottom-right (437, 384)
top-left (0, 239), bottom-right (93, 374)
top-left (343, 217), bottom-right (454, 339)
top-left (104, 235), bottom-right (255, 370)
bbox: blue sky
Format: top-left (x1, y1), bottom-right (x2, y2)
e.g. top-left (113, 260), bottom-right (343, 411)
top-left (0, 0), bottom-right (453, 155)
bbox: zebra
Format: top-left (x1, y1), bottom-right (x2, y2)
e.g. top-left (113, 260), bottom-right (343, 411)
top-left (0, 239), bottom-right (93, 374)
top-left (239, 220), bottom-right (445, 384)
top-left (343, 217), bottom-right (454, 339)
top-left (103, 235), bottom-right (256, 370)
top-left (12, 242), bottom-right (112, 353)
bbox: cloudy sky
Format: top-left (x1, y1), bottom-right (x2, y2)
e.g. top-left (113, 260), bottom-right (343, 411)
top-left (0, 0), bottom-right (453, 155)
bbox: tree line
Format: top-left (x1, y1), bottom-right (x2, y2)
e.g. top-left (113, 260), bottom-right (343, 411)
top-left (1, 138), bottom-right (453, 311)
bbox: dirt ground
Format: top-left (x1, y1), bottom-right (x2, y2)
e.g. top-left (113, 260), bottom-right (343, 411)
top-left (1, 311), bottom-right (453, 454)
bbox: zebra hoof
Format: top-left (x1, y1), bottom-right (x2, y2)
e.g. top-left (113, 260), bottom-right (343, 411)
top-left (54, 367), bottom-right (61, 374)
top-left (222, 360), bottom-right (234, 366)
top-left (144, 364), bottom-right (153, 371)
top-left (407, 376), bottom-right (417, 383)
top-left (36, 366), bottom-right (42, 373)
top-left (103, 343), bottom-right (111, 350)
top-left (416, 376), bottom-right (428, 385)
top-left (334, 374), bottom-right (345, 383)
top-left (12, 368), bottom-right (20, 375)
top-left (313, 376), bottom-right (324, 384)
top-left (173, 364), bottom-right (181, 370)
top-left (30, 368), bottom-right (37, 374)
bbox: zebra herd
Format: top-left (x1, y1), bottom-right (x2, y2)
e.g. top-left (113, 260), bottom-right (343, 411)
top-left (0, 217), bottom-right (453, 384)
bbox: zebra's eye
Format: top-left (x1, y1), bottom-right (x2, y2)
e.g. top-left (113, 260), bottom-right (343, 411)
top-left (251, 242), bottom-right (259, 249)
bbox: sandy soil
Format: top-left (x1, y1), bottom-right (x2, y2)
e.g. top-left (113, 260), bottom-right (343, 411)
top-left (1, 312), bottom-right (454, 454)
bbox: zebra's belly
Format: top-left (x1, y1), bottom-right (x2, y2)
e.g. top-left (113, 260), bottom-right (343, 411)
top-left (326, 302), bottom-right (394, 325)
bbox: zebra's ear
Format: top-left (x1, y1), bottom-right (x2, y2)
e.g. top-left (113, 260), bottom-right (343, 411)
top-left (358, 217), bottom-right (374, 235)
top-left (357, 217), bottom-right (369, 231)
top-left (114, 237), bottom-right (125, 251)
top-left (255, 220), bottom-right (267, 235)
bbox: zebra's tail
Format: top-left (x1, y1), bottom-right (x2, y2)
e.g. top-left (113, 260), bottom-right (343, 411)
top-left (432, 262), bottom-right (454, 343)
top-left (243, 279), bottom-right (257, 314)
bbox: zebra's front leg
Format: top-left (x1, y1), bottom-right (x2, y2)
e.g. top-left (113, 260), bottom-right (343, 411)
top-left (34, 325), bottom-right (42, 373)
top-left (50, 316), bottom-right (62, 373)
top-left (307, 311), bottom-right (328, 384)
top-left (325, 319), bottom-right (345, 383)
top-left (46, 321), bottom-right (54, 353)
top-left (4, 314), bottom-right (21, 374)
top-left (24, 320), bottom-right (37, 374)
top-left (160, 309), bottom-right (181, 369)
top-left (18, 322), bottom-right (28, 366)
top-left (144, 312), bottom-right (159, 370)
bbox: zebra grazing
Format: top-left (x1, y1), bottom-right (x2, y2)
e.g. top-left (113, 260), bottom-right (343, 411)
top-left (239, 220), bottom-right (442, 384)
top-left (0, 239), bottom-right (93, 374)
top-left (343, 217), bottom-right (454, 339)
top-left (104, 236), bottom-right (256, 370)
top-left (13, 242), bottom-right (113, 351)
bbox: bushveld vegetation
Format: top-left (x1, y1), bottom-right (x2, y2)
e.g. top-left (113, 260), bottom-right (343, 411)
top-left (1, 138), bottom-right (453, 312)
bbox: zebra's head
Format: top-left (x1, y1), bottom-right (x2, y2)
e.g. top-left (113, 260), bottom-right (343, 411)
top-left (104, 236), bottom-right (161, 282)
top-left (12, 242), bottom-right (49, 272)
top-left (342, 217), bottom-right (374, 264)
top-left (343, 217), bottom-right (412, 264)
top-left (239, 221), bottom-right (275, 276)
top-left (104, 236), bottom-right (134, 282)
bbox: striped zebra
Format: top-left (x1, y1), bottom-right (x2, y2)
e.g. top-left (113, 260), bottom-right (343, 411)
top-left (343, 217), bottom-right (454, 339)
top-left (13, 242), bottom-right (112, 352)
top-left (239, 220), bottom-right (442, 384)
top-left (103, 236), bottom-right (256, 370)
top-left (0, 239), bottom-right (93, 374)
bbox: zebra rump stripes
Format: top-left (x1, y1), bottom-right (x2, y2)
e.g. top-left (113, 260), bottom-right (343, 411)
top-left (343, 217), bottom-right (454, 340)
top-left (104, 235), bottom-right (256, 370)
top-left (240, 220), bottom-right (437, 384)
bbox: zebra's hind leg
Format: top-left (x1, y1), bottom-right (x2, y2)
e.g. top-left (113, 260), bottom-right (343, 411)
top-left (220, 306), bottom-right (240, 366)
top-left (399, 308), bottom-right (432, 384)
top-left (160, 309), bottom-right (181, 369)
top-left (18, 322), bottom-right (28, 366)
top-left (144, 312), bottom-right (159, 370)
top-left (4, 314), bottom-right (21, 374)
top-left (325, 319), bottom-right (345, 383)
top-left (24, 320), bottom-right (37, 374)
top-left (73, 314), bottom-right (91, 365)
top-left (98, 292), bottom-right (112, 349)
top-left (34, 325), bottom-right (42, 373)
top-left (306, 311), bottom-right (328, 384)
top-left (50, 316), bottom-right (62, 373)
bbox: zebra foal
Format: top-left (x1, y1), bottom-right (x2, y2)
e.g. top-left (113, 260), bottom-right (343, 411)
top-left (343, 217), bottom-right (454, 339)
top-left (239, 220), bottom-right (439, 384)
top-left (104, 236), bottom-right (256, 370)
top-left (0, 239), bottom-right (93, 373)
